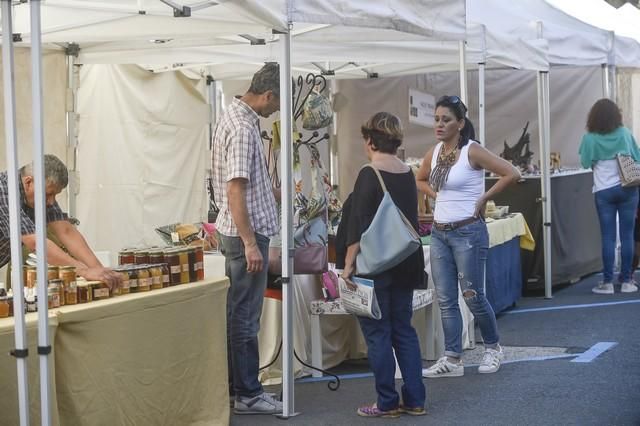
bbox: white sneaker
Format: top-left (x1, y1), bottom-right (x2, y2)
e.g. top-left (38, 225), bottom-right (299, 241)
top-left (592, 282), bottom-right (614, 294)
top-left (478, 346), bottom-right (504, 374)
top-left (621, 282), bottom-right (639, 293)
top-left (423, 357), bottom-right (464, 378)
top-left (234, 392), bottom-right (283, 415)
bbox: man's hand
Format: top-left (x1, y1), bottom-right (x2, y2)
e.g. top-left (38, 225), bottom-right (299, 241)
top-left (244, 243), bottom-right (264, 274)
top-left (78, 266), bottom-right (122, 291)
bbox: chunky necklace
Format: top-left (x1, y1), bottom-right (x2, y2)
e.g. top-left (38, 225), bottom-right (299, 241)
top-left (430, 143), bottom-right (459, 192)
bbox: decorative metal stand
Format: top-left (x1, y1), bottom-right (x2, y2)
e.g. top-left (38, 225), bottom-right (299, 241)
top-left (260, 72), bottom-right (340, 391)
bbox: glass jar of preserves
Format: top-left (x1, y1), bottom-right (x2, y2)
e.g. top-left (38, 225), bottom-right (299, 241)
top-left (148, 249), bottom-right (164, 265)
top-left (128, 267), bottom-right (139, 293)
top-left (160, 263), bottom-right (170, 288)
top-left (25, 287), bottom-right (37, 312)
top-left (59, 266), bottom-right (76, 286)
top-left (134, 250), bottom-right (149, 265)
top-left (115, 268), bottom-right (130, 295)
top-left (164, 249), bottom-right (181, 285)
top-left (91, 281), bottom-right (110, 300)
top-left (195, 245), bottom-right (204, 281)
top-left (77, 282), bottom-right (92, 303)
top-left (65, 280), bottom-right (78, 305)
top-left (187, 247), bottom-right (197, 283)
top-left (118, 249), bottom-right (135, 266)
top-left (150, 265), bottom-right (163, 290)
top-left (47, 266), bottom-right (59, 282)
top-left (48, 279), bottom-right (63, 308)
top-left (7, 289), bottom-right (14, 317)
top-left (0, 289), bottom-right (9, 318)
top-left (24, 265), bottom-right (37, 288)
top-left (178, 248), bottom-right (190, 284)
top-left (137, 267), bottom-right (151, 292)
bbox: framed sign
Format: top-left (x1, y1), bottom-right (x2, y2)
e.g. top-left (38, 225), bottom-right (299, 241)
top-left (408, 89), bottom-right (435, 128)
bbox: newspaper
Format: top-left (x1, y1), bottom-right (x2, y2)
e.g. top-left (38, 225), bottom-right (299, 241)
top-left (338, 276), bottom-right (381, 320)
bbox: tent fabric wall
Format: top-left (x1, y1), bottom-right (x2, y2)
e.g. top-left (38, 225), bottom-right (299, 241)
top-left (335, 66), bottom-right (602, 197)
top-left (0, 48), bottom-right (68, 208)
top-left (76, 65), bottom-right (209, 264)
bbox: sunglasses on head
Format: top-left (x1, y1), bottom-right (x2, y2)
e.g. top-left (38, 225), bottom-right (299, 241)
top-left (437, 95), bottom-right (467, 113)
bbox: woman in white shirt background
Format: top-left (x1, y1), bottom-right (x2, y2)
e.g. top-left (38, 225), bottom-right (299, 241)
top-left (415, 95), bottom-right (519, 378)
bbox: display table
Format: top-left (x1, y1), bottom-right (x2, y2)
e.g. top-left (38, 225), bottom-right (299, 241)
top-left (486, 170), bottom-right (601, 291)
top-left (2, 278), bottom-right (230, 426)
top-left (0, 315), bottom-right (60, 426)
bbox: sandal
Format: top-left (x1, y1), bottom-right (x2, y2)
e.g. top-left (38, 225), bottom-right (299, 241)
top-left (357, 403), bottom-right (401, 418)
top-left (398, 404), bottom-right (427, 416)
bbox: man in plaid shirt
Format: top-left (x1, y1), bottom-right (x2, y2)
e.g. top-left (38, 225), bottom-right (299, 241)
top-left (212, 63), bottom-right (281, 415)
top-left (0, 155), bottom-right (121, 289)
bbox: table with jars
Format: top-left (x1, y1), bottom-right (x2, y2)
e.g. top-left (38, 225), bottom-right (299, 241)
top-left (0, 245), bottom-right (230, 426)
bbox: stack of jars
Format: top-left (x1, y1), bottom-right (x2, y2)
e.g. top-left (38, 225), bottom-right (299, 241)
top-left (118, 245), bottom-right (204, 286)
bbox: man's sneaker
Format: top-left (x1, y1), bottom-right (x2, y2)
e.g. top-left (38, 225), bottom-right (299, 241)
top-left (423, 357), bottom-right (463, 378)
top-left (234, 392), bottom-right (283, 415)
top-left (478, 346), bottom-right (504, 374)
top-left (592, 282), bottom-right (614, 294)
top-left (621, 282), bottom-right (639, 293)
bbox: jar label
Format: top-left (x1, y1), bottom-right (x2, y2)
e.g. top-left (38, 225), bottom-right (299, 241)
top-left (129, 279), bottom-right (138, 288)
top-left (140, 277), bottom-right (151, 287)
top-left (182, 264), bottom-right (189, 273)
top-left (163, 275), bottom-right (170, 284)
top-left (171, 265), bottom-right (181, 274)
top-left (196, 261), bottom-right (203, 271)
top-left (121, 280), bottom-right (130, 289)
top-left (94, 288), bottom-right (110, 299)
top-left (152, 276), bottom-right (161, 286)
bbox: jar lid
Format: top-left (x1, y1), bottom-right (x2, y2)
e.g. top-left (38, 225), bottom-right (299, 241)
top-left (59, 265), bottom-right (75, 271)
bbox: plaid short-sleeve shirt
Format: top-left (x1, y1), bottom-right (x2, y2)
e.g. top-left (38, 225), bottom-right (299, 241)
top-left (0, 171), bottom-right (68, 268)
top-left (211, 98), bottom-right (279, 237)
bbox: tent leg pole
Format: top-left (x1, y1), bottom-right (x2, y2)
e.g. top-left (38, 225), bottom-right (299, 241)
top-left (458, 40), bottom-right (468, 103)
top-left (2, 3), bottom-right (31, 425)
top-left (31, 3), bottom-right (54, 425)
top-left (478, 62), bottom-right (486, 147)
top-left (537, 71), bottom-right (553, 299)
top-left (66, 46), bottom-right (79, 218)
top-left (278, 26), bottom-right (300, 419)
top-left (602, 64), bottom-right (610, 99)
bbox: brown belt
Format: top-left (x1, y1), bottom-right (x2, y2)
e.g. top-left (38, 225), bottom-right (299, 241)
top-left (433, 217), bottom-right (479, 231)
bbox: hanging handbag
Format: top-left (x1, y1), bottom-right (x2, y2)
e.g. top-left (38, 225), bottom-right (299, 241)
top-left (302, 89), bottom-right (333, 130)
top-left (616, 154), bottom-right (640, 187)
top-left (355, 165), bottom-right (421, 276)
top-left (268, 143), bottom-right (328, 275)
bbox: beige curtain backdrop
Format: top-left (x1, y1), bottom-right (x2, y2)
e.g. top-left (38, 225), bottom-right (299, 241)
top-left (0, 48), bottom-right (68, 284)
top-left (76, 65), bottom-right (210, 263)
top-left (335, 66), bottom-right (603, 197)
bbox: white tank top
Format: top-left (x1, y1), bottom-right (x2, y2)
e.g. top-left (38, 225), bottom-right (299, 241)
top-left (431, 141), bottom-right (484, 222)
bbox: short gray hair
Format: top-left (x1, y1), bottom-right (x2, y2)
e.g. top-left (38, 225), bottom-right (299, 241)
top-left (20, 154), bottom-right (69, 189)
top-left (248, 62), bottom-right (280, 97)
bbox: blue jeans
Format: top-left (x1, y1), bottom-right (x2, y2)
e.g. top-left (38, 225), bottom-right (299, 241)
top-left (218, 232), bottom-right (270, 397)
top-left (594, 184), bottom-right (639, 283)
top-left (430, 220), bottom-right (499, 358)
top-left (357, 273), bottom-right (425, 411)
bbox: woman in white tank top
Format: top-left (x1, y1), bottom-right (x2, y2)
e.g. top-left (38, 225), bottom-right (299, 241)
top-left (415, 95), bottom-right (520, 378)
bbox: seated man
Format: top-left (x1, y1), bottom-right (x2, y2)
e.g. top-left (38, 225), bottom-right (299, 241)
top-left (0, 154), bottom-right (121, 289)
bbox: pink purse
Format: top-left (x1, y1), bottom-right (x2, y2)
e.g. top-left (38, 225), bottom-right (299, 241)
top-left (321, 270), bottom-right (339, 300)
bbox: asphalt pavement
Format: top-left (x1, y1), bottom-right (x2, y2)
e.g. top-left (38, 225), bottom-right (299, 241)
top-left (231, 271), bottom-right (640, 426)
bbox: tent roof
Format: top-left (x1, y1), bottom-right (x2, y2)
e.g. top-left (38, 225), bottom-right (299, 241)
top-left (468, 0), bottom-right (615, 66)
top-left (544, 0), bottom-right (640, 67)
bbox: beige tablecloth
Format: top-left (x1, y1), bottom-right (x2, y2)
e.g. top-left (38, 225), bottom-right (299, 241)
top-left (2, 278), bottom-right (230, 426)
top-left (0, 314), bottom-right (59, 426)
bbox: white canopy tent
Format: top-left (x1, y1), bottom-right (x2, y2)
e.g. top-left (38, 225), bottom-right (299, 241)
top-left (1, 0), bottom-right (468, 423)
top-left (547, 0), bottom-right (640, 43)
